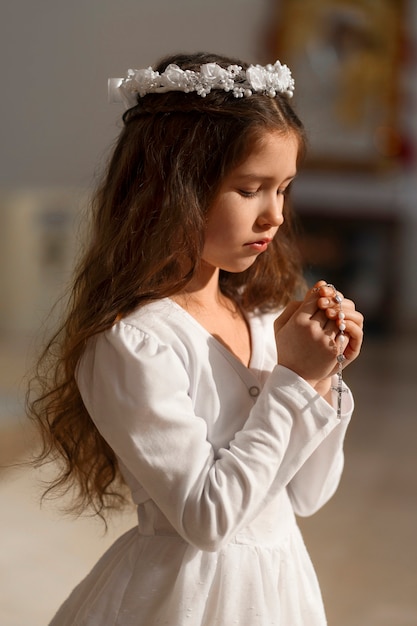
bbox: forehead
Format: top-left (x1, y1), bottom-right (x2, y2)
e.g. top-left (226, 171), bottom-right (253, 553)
top-left (231, 130), bottom-right (299, 178)
top-left (248, 128), bottom-right (299, 155)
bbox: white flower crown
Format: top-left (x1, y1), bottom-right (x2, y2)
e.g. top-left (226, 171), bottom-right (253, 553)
top-left (108, 60), bottom-right (294, 109)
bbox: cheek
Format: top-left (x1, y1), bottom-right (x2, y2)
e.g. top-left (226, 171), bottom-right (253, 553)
top-left (203, 224), bottom-right (227, 255)
top-left (202, 214), bottom-right (237, 263)
top-left (204, 194), bottom-right (246, 249)
top-left (205, 215), bottom-right (239, 250)
top-left (204, 208), bottom-right (229, 242)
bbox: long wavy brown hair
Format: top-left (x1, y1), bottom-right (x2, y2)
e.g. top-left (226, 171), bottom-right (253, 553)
top-left (27, 52), bottom-right (307, 520)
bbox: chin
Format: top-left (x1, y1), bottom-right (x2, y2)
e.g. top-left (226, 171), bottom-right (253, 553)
top-left (222, 260), bottom-right (258, 274)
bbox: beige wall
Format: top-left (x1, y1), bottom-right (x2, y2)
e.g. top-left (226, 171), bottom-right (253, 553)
top-left (0, 189), bottom-right (86, 333)
top-left (0, 0), bottom-right (272, 333)
top-left (0, 0), bottom-right (271, 188)
top-left (1, 0), bottom-right (417, 331)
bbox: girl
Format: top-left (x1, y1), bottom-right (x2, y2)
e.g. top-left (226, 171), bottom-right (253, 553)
top-left (28, 52), bottom-right (363, 625)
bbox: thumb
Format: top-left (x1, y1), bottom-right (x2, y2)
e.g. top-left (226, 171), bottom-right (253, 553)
top-left (274, 300), bottom-right (301, 332)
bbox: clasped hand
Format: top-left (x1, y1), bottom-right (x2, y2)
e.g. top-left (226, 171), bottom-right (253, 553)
top-left (274, 280), bottom-right (364, 394)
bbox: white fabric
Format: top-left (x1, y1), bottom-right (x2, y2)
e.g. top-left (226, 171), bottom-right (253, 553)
top-left (50, 298), bottom-right (353, 626)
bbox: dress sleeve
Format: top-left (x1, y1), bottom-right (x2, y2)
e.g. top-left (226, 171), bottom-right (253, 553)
top-left (287, 381), bottom-right (353, 517)
top-left (77, 321), bottom-right (350, 551)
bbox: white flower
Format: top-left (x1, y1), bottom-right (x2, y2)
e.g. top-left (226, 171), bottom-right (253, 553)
top-left (111, 59), bottom-right (295, 104)
top-left (162, 64), bottom-right (190, 90)
top-left (246, 66), bottom-right (267, 92)
top-left (227, 64), bottom-right (242, 76)
top-left (130, 67), bottom-right (159, 96)
top-left (200, 63), bottom-right (227, 84)
top-left (272, 62), bottom-right (295, 96)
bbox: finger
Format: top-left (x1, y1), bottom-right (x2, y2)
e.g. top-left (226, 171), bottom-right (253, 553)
top-left (302, 283), bottom-right (333, 316)
top-left (326, 304), bottom-right (364, 327)
top-left (274, 300), bottom-right (301, 331)
top-left (309, 288), bottom-right (341, 326)
top-left (313, 281), bottom-right (344, 300)
top-left (312, 309), bottom-right (337, 332)
top-left (312, 279), bottom-right (328, 291)
top-left (322, 317), bottom-right (340, 335)
top-left (340, 320), bottom-right (364, 358)
top-left (316, 289), bottom-right (345, 312)
top-left (309, 282), bottom-right (345, 324)
top-left (323, 296), bottom-right (355, 312)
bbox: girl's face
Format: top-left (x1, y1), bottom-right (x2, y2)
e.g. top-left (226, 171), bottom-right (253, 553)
top-left (201, 130), bottom-right (299, 274)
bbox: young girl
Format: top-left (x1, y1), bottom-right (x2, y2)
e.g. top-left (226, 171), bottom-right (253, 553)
top-left (28, 52), bottom-right (363, 625)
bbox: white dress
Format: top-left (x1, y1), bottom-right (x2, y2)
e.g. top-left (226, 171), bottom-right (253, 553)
top-left (49, 298), bottom-right (353, 626)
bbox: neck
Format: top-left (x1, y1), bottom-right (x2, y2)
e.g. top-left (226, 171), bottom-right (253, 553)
top-left (174, 264), bottom-right (224, 310)
top-left (172, 263), bottom-right (251, 367)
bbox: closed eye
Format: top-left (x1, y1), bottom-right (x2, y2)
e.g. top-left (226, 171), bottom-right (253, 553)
top-left (238, 189), bottom-right (259, 198)
top-left (239, 180), bottom-right (294, 199)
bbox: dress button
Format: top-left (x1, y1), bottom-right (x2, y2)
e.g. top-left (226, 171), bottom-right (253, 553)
top-left (249, 385), bottom-right (260, 397)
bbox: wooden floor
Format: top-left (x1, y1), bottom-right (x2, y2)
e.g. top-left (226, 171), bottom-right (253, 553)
top-left (1, 330), bottom-right (416, 625)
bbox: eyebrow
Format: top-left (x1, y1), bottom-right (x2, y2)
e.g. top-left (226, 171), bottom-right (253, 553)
top-left (233, 173), bottom-right (297, 183)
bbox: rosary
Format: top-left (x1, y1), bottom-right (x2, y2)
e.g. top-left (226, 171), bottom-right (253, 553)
top-left (326, 284), bottom-right (347, 419)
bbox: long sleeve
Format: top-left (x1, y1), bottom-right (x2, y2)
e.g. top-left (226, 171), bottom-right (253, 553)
top-left (76, 316), bottom-right (351, 552)
top-left (287, 381), bottom-right (353, 516)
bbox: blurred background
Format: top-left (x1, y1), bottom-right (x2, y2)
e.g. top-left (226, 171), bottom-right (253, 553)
top-left (0, 0), bottom-right (416, 624)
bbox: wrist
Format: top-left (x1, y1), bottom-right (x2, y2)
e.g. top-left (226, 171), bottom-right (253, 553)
top-left (312, 377), bottom-right (332, 398)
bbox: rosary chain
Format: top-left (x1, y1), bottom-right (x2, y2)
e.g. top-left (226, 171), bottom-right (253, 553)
top-left (326, 284), bottom-right (348, 419)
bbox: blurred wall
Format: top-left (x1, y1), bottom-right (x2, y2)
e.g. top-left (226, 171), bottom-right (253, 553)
top-left (0, 0), bottom-right (417, 334)
top-left (285, 0), bottom-right (417, 332)
top-left (0, 0), bottom-right (271, 188)
top-left (0, 0), bottom-right (271, 334)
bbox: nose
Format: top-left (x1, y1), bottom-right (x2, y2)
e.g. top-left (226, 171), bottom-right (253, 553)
top-left (256, 194), bottom-right (285, 228)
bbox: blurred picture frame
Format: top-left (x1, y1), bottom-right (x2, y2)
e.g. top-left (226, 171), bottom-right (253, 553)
top-left (269, 0), bottom-right (405, 170)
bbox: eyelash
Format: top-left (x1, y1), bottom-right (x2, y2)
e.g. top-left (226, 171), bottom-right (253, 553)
top-left (239, 190), bottom-right (258, 198)
top-left (239, 186), bottom-right (290, 199)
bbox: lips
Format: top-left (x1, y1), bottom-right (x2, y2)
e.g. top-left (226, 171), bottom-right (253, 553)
top-left (244, 237), bottom-right (272, 247)
top-left (243, 237), bottom-right (272, 253)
